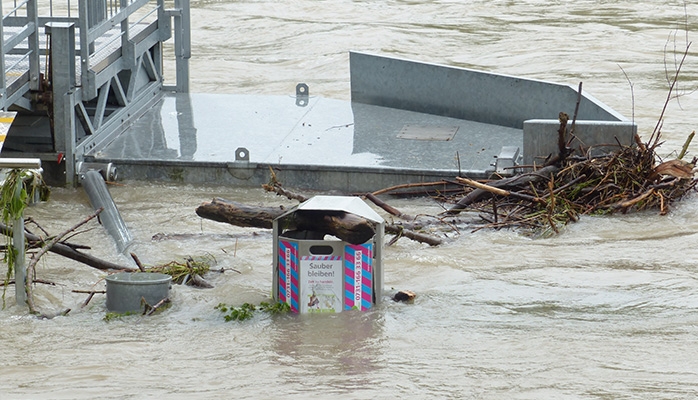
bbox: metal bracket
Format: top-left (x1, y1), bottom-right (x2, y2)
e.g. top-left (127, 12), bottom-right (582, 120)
top-left (493, 146), bottom-right (520, 176)
top-left (296, 83), bottom-right (309, 107)
top-left (76, 161), bottom-right (118, 182)
top-left (235, 147), bottom-right (250, 161)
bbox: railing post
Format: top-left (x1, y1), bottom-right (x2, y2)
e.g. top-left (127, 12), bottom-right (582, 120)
top-left (78, 0), bottom-right (91, 93)
top-left (120, 0), bottom-right (129, 51)
top-left (174, 0), bottom-right (190, 92)
top-left (27, 0), bottom-right (40, 91)
top-left (0, 0), bottom-right (6, 110)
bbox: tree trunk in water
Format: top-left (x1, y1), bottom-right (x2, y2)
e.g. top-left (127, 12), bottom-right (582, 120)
top-left (196, 198), bottom-right (376, 245)
top-left (195, 198), bottom-right (284, 229)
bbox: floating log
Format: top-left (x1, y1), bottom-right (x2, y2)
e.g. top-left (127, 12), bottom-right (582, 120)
top-left (195, 198), bottom-right (284, 228)
top-left (290, 209), bottom-right (375, 245)
top-left (196, 198), bottom-right (376, 245)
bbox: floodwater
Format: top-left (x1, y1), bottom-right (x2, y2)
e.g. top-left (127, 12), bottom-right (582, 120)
top-left (3, 1), bottom-right (698, 398)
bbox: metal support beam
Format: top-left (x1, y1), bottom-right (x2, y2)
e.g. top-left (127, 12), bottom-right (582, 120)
top-left (173, 0), bottom-right (190, 92)
top-left (27, 0), bottom-right (40, 91)
top-left (0, 0), bottom-right (6, 110)
top-left (46, 22), bottom-right (78, 186)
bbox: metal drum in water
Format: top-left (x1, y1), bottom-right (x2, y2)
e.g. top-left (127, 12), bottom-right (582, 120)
top-left (105, 272), bottom-right (172, 313)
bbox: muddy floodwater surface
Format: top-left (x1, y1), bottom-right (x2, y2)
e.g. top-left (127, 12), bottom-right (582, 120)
top-left (3, 1), bottom-right (698, 399)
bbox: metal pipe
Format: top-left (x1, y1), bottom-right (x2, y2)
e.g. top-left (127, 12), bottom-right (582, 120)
top-left (81, 170), bottom-right (132, 253)
top-left (0, 158), bottom-right (41, 169)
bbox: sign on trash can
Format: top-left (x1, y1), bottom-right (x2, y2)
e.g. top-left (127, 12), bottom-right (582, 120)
top-left (272, 196), bottom-right (384, 313)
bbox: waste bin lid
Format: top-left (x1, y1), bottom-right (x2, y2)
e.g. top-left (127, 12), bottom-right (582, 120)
top-left (278, 195), bottom-right (384, 223)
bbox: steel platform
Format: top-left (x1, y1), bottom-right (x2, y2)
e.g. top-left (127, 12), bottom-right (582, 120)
top-left (87, 92), bottom-right (523, 192)
top-left (85, 51), bottom-right (636, 193)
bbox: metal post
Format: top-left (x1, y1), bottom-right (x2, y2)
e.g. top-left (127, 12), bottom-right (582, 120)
top-left (27, 0), bottom-right (40, 91)
top-left (120, 0), bottom-right (129, 51)
top-left (174, 0), bottom-right (190, 92)
top-left (78, 0), bottom-right (90, 90)
top-left (0, 0), bottom-right (6, 110)
top-left (0, 158), bottom-right (42, 306)
top-left (13, 184), bottom-right (26, 305)
top-left (46, 22), bottom-right (78, 186)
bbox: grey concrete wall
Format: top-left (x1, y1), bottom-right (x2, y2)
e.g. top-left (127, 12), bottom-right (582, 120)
top-left (350, 51), bottom-right (627, 129)
top-left (523, 119), bottom-right (637, 166)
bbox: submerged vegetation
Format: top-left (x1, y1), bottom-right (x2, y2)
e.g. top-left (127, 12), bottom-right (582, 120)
top-left (143, 254), bottom-right (215, 286)
top-left (1, 169), bottom-right (50, 307)
top-left (215, 301), bottom-right (291, 321)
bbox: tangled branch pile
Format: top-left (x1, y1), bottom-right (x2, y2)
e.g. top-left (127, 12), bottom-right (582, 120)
top-left (141, 254), bottom-right (216, 288)
top-left (441, 115), bottom-right (697, 236)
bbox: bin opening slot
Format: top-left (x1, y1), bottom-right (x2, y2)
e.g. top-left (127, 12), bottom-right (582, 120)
top-left (309, 245), bottom-right (335, 255)
top-left (280, 230), bottom-right (325, 240)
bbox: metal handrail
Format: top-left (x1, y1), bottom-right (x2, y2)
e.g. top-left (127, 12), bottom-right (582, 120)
top-left (130, 3), bottom-right (158, 28)
top-left (3, 0), bottom-right (30, 19)
top-left (4, 51), bottom-right (30, 73)
top-left (0, 158), bottom-right (41, 169)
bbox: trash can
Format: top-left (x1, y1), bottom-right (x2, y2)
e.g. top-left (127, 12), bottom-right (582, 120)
top-left (272, 196), bottom-right (384, 313)
top-left (105, 272), bottom-right (171, 313)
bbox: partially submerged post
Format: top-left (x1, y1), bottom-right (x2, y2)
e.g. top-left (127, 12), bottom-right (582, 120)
top-left (0, 157), bottom-right (42, 306)
top-left (272, 196), bottom-right (384, 313)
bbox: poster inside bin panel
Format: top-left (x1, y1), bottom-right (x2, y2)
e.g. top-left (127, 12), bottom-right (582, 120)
top-left (344, 243), bottom-right (373, 311)
top-left (300, 254), bottom-right (343, 313)
top-left (278, 240), bottom-right (300, 312)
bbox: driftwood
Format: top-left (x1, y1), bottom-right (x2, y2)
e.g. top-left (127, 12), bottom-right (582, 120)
top-left (365, 192), bottom-right (413, 220)
top-left (195, 198), bottom-right (284, 229)
top-left (196, 198), bottom-right (376, 245)
top-left (143, 297), bottom-right (171, 316)
top-left (266, 180), bottom-right (445, 246)
top-left (384, 224), bottom-right (443, 246)
top-left (198, 194), bottom-right (446, 246)
top-left (25, 208), bottom-right (104, 316)
top-left (1, 278), bottom-right (56, 287)
top-left (130, 252), bottom-right (146, 272)
top-left (0, 223), bottom-right (135, 272)
top-left (444, 165), bottom-right (560, 215)
top-left (393, 290), bottom-right (416, 303)
top-left (72, 289), bottom-right (106, 308)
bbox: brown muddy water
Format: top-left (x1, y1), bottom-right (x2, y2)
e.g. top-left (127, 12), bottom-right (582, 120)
top-left (2, 1), bottom-right (698, 399)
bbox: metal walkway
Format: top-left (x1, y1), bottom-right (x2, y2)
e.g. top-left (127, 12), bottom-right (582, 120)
top-left (89, 91), bottom-right (524, 192)
top-left (0, 0), bottom-right (190, 185)
top-left (0, 1), bottom-right (635, 193)
top-left (87, 52), bottom-right (636, 194)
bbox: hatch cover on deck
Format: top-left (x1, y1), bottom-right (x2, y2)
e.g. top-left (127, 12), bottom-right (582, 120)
top-left (397, 124), bottom-right (459, 141)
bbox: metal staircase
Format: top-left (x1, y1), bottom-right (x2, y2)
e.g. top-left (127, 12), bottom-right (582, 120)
top-left (0, 0), bottom-right (190, 185)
